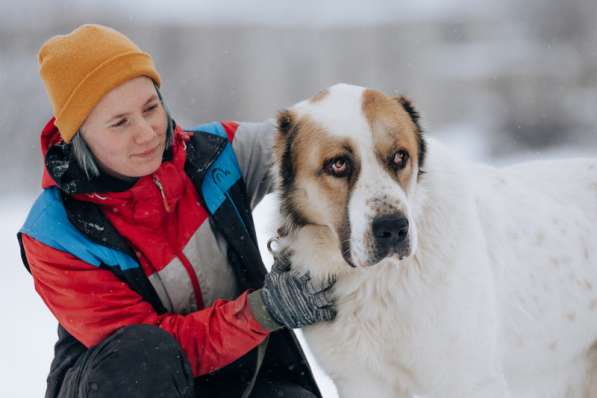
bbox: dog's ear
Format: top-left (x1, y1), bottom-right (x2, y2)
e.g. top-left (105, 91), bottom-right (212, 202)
top-left (394, 95), bottom-right (426, 176)
top-left (277, 110), bottom-right (295, 136)
top-left (395, 96), bottom-right (420, 125)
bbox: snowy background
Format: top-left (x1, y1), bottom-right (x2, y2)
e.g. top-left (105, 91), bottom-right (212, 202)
top-left (2, 0), bottom-right (597, 396)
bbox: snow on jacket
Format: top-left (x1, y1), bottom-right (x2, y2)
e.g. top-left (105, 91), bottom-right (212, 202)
top-left (18, 117), bottom-right (321, 397)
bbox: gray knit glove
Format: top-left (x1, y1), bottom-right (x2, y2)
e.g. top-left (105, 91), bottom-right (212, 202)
top-left (252, 251), bottom-right (337, 329)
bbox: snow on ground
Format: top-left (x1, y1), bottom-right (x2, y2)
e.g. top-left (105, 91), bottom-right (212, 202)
top-left (0, 193), bottom-right (338, 397)
top-left (0, 195), bottom-right (56, 397)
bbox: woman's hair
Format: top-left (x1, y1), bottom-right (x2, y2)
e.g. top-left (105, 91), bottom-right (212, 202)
top-left (72, 83), bottom-right (173, 180)
top-left (71, 130), bottom-right (100, 179)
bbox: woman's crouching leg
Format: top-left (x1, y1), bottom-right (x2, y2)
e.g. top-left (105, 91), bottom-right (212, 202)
top-left (58, 324), bottom-right (195, 398)
top-left (250, 380), bottom-right (319, 398)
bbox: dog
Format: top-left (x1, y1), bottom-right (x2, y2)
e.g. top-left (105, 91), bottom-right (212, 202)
top-left (269, 83), bottom-right (597, 398)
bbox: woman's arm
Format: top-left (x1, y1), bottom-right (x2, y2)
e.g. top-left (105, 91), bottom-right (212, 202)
top-left (22, 234), bottom-right (270, 377)
top-left (226, 120), bottom-right (276, 209)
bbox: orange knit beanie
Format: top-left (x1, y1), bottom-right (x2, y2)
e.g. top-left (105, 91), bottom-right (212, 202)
top-left (38, 24), bottom-right (161, 143)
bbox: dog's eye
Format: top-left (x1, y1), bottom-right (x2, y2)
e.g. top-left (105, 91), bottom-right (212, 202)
top-left (392, 150), bottom-right (409, 170)
top-left (324, 157), bottom-right (352, 178)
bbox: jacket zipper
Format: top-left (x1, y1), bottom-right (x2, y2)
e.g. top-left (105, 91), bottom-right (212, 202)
top-left (177, 251), bottom-right (205, 310)
top-left (152, 175), bottom-right (171, 212)
top-left (153, 174), bottom-right (204, 309)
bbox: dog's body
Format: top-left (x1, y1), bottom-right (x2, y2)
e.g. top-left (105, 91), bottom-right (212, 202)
top-left (271, 84), bottom-right (597, 397)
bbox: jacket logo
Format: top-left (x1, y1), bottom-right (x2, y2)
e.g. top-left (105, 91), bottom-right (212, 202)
top-left (211, 167), bottom-right (231, 185)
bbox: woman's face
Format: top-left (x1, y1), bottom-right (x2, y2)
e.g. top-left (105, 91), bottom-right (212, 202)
top-left (80, 76), bottom-right (168, 179)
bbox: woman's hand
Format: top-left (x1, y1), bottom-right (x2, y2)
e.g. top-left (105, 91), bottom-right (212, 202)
top-left (250, 250), bottom-right (337, 330)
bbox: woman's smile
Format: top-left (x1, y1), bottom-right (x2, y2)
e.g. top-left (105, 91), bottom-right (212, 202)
top-left (132, 143), bottom-right (161, 158)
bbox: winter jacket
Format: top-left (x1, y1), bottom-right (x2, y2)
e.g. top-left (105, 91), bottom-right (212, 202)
top-left (18, 117), bottom-right (321, 398)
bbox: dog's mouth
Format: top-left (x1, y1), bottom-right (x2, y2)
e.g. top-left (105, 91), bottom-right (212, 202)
top-left (347, 238), bottom-right (413, 268)
top-left (371, 245), bottom-right (411, 265)
top-left (366, 251), bottom-right (409, 267)
top-left (343, 246), bottom-right (410, 268)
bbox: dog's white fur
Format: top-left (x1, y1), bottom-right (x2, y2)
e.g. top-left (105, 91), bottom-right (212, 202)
top-left (273, 84), bottom-right (597, 397)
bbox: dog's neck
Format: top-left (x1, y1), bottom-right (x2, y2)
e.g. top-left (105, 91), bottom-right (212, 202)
top-left (409, 137), bottom-right (480, 272)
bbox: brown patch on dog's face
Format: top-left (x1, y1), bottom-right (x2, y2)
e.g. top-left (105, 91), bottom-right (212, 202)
top-left (274, 84), bottom-right (425, 267)
top-left (362, 89), bottom-right (423, 189)
top-left (309, 88), bottom-right (330, 103)
top-left (274, 112), bottom-right (360, 242)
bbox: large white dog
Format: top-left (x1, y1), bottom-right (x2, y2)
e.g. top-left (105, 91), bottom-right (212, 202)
top-left (269, 83), bottom-right (597, 398)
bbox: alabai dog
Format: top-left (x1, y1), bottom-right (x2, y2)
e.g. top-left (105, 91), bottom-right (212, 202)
top-left (269, 83), bottom-right (597, 398)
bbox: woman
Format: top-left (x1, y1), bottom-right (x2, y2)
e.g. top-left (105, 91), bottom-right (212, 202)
top-left (18, 24), bottom-right (336, 398)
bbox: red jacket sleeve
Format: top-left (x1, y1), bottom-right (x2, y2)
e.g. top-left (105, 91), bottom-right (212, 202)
top-left (22, 234), bottom-right (270, 376)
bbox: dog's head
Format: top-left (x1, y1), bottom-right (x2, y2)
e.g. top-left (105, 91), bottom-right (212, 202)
top-left (273, 83), bottom-right (426, 268)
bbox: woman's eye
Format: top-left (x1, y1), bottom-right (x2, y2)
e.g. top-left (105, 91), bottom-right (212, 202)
top-left (324, 157), bottom-right (352, 177)
top-left (392, 150), bottom-right (409, 170)
top-left (144, 104), bottom-right (159, 113)
top-left (112, 119), bottom-right (127, 128)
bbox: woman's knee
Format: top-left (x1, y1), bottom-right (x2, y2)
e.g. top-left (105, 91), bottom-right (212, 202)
top-left (110, 324), bottom-right (183, 356)
top-left (250, 380), bottom-right (319, 398)
top-left (60, 324), bottom-right (194, 398)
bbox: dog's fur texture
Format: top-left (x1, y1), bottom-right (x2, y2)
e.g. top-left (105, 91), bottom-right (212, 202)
top-left (270, 83), bottom-right (597, 398)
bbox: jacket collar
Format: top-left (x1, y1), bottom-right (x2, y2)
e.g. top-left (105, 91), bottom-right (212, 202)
top-left (41, 117), bottom-right (178, 195)
top-left (183, 127), bottom-right (228, 193)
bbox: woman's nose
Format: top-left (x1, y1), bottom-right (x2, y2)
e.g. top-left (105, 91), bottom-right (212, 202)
top-left (133, 117), bottom-right (157, 144)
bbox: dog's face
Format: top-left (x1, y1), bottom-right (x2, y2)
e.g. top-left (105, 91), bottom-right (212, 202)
top-left (273, 84), bottom-right (426, 268)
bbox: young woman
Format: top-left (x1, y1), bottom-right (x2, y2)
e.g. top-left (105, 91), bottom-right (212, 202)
top-left (18, 24), bottom-right (336, 398)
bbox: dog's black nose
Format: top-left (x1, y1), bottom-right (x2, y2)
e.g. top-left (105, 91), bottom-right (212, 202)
top-left (372, 213), bottom-right (409, 258)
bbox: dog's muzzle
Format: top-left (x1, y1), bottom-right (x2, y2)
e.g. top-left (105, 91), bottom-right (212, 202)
top-left (371, 213), bottom-right (410, 262)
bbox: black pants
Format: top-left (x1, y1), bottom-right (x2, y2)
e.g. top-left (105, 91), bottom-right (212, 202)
top-left (57, 324), bottom-right (317, 398)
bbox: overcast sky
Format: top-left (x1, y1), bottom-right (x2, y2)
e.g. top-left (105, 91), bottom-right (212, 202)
top-left (7, 0), bottom-right (502, 27)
